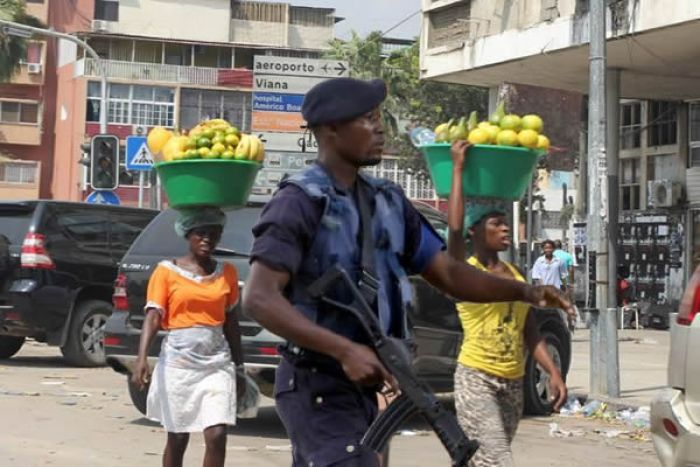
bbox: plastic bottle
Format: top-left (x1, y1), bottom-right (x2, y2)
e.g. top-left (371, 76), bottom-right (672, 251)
top-left (409, 127), bottom-right (435, 147)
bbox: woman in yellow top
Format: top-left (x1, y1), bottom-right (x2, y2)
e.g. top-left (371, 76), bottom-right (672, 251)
top-left (131, 207), bottom-right (245, 467)
top-left (448, 141), bottom-right (568, 467)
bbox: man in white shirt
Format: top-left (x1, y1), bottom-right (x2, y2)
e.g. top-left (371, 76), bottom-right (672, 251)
top-left (532, 240), bottom-right (568, 290)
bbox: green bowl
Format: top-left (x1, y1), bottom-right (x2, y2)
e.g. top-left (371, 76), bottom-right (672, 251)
top-left (155, 159), bottom-right (261, 208)
top-left (420, 143), bottom-right (542, 200)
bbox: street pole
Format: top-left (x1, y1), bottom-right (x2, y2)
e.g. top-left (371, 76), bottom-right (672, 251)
top-left (587, 0), bottom-right (620, 398)
top-left (525, 181), bottom-right (534, 281)
top-left (137, 172), bottom-right (145, 208)
top-left (0, 20), bottom-right (108, 135)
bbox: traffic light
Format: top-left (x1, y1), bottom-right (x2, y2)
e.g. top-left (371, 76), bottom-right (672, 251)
top-left (90, 135), bottom-right (119, 190)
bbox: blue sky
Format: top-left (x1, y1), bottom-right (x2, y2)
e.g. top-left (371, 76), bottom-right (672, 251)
top-left (271, 0), bottom-right (422, 40)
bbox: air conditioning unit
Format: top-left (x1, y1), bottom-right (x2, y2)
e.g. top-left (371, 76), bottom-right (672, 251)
top-left (91, 20), bottom-right (110, 32)
top-left (647, 180), bottom-right (683, 208)
top-left (132, 125), bottom-right (147, 136)
top-left (26, 63), bottom-right (41, 74)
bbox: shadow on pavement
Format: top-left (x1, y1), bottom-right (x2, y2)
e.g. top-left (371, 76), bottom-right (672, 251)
top-left (230, 406), bottom-right (288, 439)
top-left (0, 355), bottom-right (74, 369)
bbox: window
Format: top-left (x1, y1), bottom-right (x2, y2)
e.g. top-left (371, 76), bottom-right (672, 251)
top-left (109, 211), bottom-right (155, 260)
top-left (648, 101), bottom-right (677, 147)
top-left (690, 103), bottom-right (700, 168)
top-left (86, 82), bottom-right (175, 127)
top-left (647, 154), bottom-right (678, 182)
top-left (22, 42), bottom-right (42, 64)
top-left (179, 89), bottom-right (250, 131)
top-left (620, 102), bottom-right (641, 149)
top-left (0, 162), bottom-right (38, 183)
top-left (620, 158), bottom-right (641, 211)
top-left (94, 0), bottom-right (118, 21)
top-left (193, 46), bottom-right (232, 68)
top-left (164, 43), bottom-right (192, 66)
top-left (0, 101), bottom-right (39, 124)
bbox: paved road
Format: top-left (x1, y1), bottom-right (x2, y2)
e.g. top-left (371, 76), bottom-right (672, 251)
top-left (0, 341), bottom-right (660, 466)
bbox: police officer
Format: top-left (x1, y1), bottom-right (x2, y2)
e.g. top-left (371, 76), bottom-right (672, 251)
top-left (242, 77), bottom-right (573, 467)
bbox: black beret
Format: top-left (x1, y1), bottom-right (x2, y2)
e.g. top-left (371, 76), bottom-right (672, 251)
top-left (301, 78), bottom-right (386, 127)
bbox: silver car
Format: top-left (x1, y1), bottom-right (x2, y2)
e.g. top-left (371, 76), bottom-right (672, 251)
top-left (651, 266), bottom-right (700, 466)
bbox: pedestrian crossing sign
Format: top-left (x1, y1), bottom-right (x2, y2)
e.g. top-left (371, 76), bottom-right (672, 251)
top-left (126, 136), bottom-right (154, 171)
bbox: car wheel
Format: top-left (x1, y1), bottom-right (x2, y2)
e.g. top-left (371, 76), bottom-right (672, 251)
top-left (0, 335), bottom-right (25, 359)
top-left (61, 300), bottom-right (111, 367)
top-left (523, 331), bottom-right (565, 416)
top-left (128, 377), bottom-right (149, 416)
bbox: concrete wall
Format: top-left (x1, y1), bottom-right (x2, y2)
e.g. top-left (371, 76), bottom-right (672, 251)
top-left (288, 24), bottom-right (332, 50)
top-left (111, 0), bottom-right (231, 43)
top-left (51, 63), bottom-right (87, 202)
top-left (230, 19), bottom-right (287, 47)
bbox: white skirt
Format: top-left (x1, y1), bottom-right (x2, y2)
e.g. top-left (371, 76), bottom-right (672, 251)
top-left (146, 325), bottom-right (237, 433)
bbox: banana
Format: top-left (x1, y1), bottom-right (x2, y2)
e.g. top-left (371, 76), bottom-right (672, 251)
top-left (235, 134), bottom-right (251, 160)
top-left (248, 135), bottom-right (261, 161)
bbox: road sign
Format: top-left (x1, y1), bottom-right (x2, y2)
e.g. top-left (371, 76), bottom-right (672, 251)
top-left (252, 92), bottom-right (304, 112)
top-left (126, 136), bottom-right (154, 171)
top-left (254, 56), bottom-right (349, 78)
top-left (252, 56), bottom-right (348, 202)
top-left (86, 190), bottom-right (120, 205)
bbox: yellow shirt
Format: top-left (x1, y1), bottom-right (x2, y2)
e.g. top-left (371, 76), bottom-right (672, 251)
top-left (457, 257), bottom-right (530, 379)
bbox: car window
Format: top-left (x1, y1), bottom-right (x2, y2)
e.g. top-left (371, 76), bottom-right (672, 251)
top-left (0, 206), bottom-right (35, 244)
top-left (128, 207), bottom-right (262, 258)
top-left (427, 216), bottom-right (448, 241)
top-left (49, 207), bottom-right (110, 253)
top-left (109, 210), bottom-right (157, 261)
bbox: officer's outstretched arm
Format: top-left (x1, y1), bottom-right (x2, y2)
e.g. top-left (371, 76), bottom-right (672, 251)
top-left (421, 251), bottom-right (574, 315)
top-left (243, 261), bottom-right (397, 390)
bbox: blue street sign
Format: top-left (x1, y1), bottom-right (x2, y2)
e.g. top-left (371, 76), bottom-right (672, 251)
top-left (126, 136), bottom-right (154, 171)
top-left (252, 92), bottom-right (304, 113)
top-left (86, 190), bottom-right (120, 205)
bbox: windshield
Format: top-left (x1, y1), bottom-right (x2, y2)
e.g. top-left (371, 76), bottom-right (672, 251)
top-left (128, 207), bottom-right (263, 257)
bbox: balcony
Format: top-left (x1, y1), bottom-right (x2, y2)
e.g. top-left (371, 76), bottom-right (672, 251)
top-left (78, 59), bottom-right (253, 88)
top-left (0, 123), bottom-right (41, 146)
top-left (0, 159), bottom-right (41, 200)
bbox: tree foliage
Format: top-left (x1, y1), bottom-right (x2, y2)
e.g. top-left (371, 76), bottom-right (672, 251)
top-left (0, 0), bottom-right (45, 82)
top-left (326, 32), bottom-right (487, 177)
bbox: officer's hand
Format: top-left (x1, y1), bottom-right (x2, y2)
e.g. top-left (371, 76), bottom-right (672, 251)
top-left (131, 358), bottom-right (150, 391)
top-left (523, 285), bottom-right (576, 319)
top-left (340, 343), bottom-right (399, 392)
top-left (450, 140), bottom-right (470, 168)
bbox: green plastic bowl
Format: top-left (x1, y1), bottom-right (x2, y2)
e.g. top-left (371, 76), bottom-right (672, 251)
top-left (155, 159), bottom-right (261, 208)
top-left (421, 143), bottom-right (542, 200)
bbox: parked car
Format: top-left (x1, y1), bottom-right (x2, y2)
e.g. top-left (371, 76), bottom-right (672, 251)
top-left (0, 201), bottom-right (158, 366)
top-left (105, 203), bottom-right (571, 416)
top-left (650, 266), bottom-right (700, 466)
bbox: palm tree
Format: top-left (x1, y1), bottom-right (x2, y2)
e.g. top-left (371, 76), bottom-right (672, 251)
top-left (0, 0), bottom-right (45, 82)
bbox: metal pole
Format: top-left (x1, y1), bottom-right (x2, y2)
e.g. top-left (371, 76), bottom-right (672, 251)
top-left (526, 181), bottom-right (534, 281)
top-left (587, 0), bottom-right (618, 398)
top-left (605, 68), bottom-right (621, 397)
top-left (137, 171), bottom-right (144, 208)
top-left (0, 20), bottom-right (108, 135)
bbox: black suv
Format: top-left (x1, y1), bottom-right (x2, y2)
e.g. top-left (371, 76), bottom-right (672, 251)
top-left (0, 201), bottom-right (158, 366)
top-left (105, 204), bottom-right (571, 416)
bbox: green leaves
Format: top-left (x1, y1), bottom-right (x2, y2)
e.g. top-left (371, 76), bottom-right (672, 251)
top-left (0, 0), bottom-right (45, 82)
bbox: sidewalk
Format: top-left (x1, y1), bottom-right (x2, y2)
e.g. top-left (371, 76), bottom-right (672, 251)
top-left (566, 328), bottom-right (669, 408)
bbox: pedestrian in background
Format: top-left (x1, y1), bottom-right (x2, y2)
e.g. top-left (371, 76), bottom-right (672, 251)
top-left (132, 207), bottom-right (245, 467)
top-left (532, 240), bottom-right (568, 290)
top-left (553, 239), bottom-right (575, 293)
top-left (447, 141), bottom-right (569, 467)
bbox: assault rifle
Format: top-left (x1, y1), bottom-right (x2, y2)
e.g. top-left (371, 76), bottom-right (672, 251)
top-left (308, 265), bottom-right (479, 467)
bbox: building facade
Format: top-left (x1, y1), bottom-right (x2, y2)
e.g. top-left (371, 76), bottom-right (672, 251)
top-left (419, 0), bottom-right (700, 309)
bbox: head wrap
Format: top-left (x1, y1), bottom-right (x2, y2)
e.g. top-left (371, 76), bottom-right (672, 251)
top-left (464, 199), bottom-right (509, 232)
top-left (174, 207), bottom-right (226, 237)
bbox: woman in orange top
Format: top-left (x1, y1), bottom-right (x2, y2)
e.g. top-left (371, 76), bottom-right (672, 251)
top-left (132, 207), bottom-right (244, 467)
